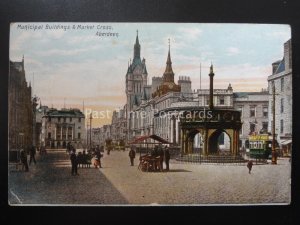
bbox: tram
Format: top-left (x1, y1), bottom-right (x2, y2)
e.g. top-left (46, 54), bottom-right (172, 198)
top-left (248, 134), bottom-right (272, 160)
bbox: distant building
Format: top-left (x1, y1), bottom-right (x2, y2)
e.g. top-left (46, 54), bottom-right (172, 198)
top-left (267, 39), bottom-right (292, 154)
top-left (41, 108), bottom-right (86, 149)
top-left (35, 104), bottom-right (50, 148)
top-left (233, 91), bottom-right (269, 149)
top-left (111, 107), bottom-right (127, 144)
top-left (8, 56), bottom-right (34, 150)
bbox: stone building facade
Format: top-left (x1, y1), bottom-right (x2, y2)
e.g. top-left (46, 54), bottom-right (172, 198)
top-left (41, 108), bottom-right (86, 148)
top-left (8, 57), bottom-right (34, 151)
top-left (233, 91), bottom-right (269, 149)
top-left (267, 39), bottom-right (292, 153)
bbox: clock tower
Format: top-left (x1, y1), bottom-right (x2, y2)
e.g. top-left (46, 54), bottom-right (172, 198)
top-left (125, 30), bottom-right (148, 114)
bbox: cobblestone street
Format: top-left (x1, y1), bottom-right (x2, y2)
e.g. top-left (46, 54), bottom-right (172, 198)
top-left (8, 149), bottom-right (291, 205)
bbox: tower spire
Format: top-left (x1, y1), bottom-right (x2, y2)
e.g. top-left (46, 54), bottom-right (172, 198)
top-left (163, 38), bottom-right (174, 82)
top-left (133, 30), bottom-right (141, 62)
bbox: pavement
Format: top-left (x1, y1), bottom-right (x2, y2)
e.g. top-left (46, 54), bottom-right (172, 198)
top-left (8, 149), bottom-right (291, 205)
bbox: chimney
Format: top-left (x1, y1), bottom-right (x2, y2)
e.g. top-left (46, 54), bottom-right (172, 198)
top-left (209, 64), bottom-right (214, 109)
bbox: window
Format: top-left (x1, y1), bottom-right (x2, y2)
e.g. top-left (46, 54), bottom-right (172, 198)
top-left (250, 106), bottom-right (256, 117)
top-left (78, 118), bottom-right (81, 122)
top-left (270, 81), bottom-right (275, 93)
top-left (48, 132), bottom-right (51, 139)
top-left (219, 96), bottom-right (225, 105)
top-left (237, 106), bottom-right (243, 117)
top-left (281, 98), bottom-right (284, 113)
top-left (206, 98), bottom-right (209, 105)
top-left (63, 117), bottom-right (66, 123)
top-left (280, 120), bottom-right (284, 133)
top-left (250, 123), bottom-right (256, 133)
top-left (58, 117), bottom-right (61, 122)
top-left (70, 117), bottom-right (72, 122)
top-left (262, 122), bottom-right (268, 131)
top-left (48, 117), bottom-right (51, 122)
top-left (78, 133), bottom-right (81, 139)
top-left (281, 77), bottom-right (284, 92)
top-left (263, 106), bottom-right (268, 117)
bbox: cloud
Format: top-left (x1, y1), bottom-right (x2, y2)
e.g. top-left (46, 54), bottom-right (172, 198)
top-left (226, 47), bottom-right (240, 56)
top-left (177, 27), bottom-right (202, 41)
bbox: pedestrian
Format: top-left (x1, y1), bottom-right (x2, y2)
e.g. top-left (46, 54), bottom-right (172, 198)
top-left (164, 146), bottom-right (170, 171)
top-left (20, 149), bottom-right (29, 172)
top-left (70, 149), bottom-right (79, 175)
top-left (94, 149), bottom-right (102, 168)
top-left (128, 147), bottom-right (136, 166)
top-left (29, 145), bottom-right (36, 165)
top-left (247, 160), bottom-right (253, 174)
top-left (158, 145), bottom-right (164, 170)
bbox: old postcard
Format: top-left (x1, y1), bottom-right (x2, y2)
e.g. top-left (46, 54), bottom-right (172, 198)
top-left (8, 23), bottom-right (292, 205)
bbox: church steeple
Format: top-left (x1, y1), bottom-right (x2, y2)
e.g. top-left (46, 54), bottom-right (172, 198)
top-left (133, 30), bottom-right (141, 60)
top-left (163, 38), bottom-right (174, 82)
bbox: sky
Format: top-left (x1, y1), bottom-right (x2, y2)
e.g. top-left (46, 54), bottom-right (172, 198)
top-left (10, 23), bottom-right (291, 127)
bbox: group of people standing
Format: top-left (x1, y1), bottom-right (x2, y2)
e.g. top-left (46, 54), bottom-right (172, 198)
top-left (68, 144), bottom-right (104, 176)
top-left (129, 145), bottom-right (171, 171)
top-left (20, 145), bottom-right (37, 172)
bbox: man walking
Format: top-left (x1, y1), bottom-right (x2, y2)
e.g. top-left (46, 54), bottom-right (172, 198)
top-left (128, 147), bottom-right (136, 166)
top-left (20, 149), bottom-right (29, 172)
top-left (29, 145), bottom-right (36, 165)
top-left (164, 146), bottom-right (170, 171)
top-left (247, 160), bottom-right (253, 174)
top-left (70, 149), bottom-right (79, 175)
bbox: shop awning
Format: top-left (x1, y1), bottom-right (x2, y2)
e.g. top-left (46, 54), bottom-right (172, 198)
top-left (128, 134), bottom-right (172, 144)
top-left (281, 140), bottom-right (292, 145)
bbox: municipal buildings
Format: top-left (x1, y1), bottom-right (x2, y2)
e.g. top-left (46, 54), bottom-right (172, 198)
top-left (96, 32), bottom-right (275, 152)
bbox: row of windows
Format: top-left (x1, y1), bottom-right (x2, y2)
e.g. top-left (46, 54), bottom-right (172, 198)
top-left (48, 117), bottom-right (82, 123)
top-left (237, 106), bottom-right (268, 117)
top-left (48, 132), bottom-right (81, 139)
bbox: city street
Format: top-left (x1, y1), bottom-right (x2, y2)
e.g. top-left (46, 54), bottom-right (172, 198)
top-left (8, 149), bottom-right (291, 205)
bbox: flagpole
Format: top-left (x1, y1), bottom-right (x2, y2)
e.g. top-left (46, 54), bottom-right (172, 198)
top-left (200, 63), bottom-right (202, 90)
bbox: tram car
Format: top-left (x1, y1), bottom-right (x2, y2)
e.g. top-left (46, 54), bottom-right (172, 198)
top-left (248, 134), bottom-right (272, 159)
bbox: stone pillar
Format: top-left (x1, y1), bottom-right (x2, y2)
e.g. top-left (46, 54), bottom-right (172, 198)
top-left (172, 116), bottom-right (176, 145)
top-left (54, 126), bottom-right (57, 140)
top-left (178, 122), bottom-right (181, 145)
top-left (60, 127), bottom-right (63, 140)
top-left (71, 126), bottom-right (74, 140)
top-left (180, 129), bottom-right (184, 155)
top-left (203, 129), bottom-right (208, 156)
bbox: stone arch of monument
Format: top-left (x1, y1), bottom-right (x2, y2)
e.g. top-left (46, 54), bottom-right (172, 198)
top-left (180, 109), bottom-right (242, 156)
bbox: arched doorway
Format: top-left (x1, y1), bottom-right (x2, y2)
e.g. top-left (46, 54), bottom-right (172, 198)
top-left (193, 132), bottom-right (203, 154)
top-left (208, 129), bottom-right (231, 155)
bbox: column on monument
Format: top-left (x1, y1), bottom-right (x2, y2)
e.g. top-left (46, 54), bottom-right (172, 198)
top-left (203, 129), bottom-right (208, 156)
top-left (71, 126), bottom-right (74, 140)
top-left (170, 117), bottom-right (173, 143)
top-left (172, 117), bottom-right (176, 145)
top-left (60, 127), bottom-right (63, 140)
top-left (54, 126), bottom-right (57, 140)
top-left (180, 129), bottom-right (184, 155)
top-left (178, 121), bottom-right (181, 145)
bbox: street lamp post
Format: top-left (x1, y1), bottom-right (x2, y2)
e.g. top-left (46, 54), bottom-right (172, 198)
top-left (272, 82), bottom-right (277, 165)
top-left (90, 113), bottom-right (92, 150)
